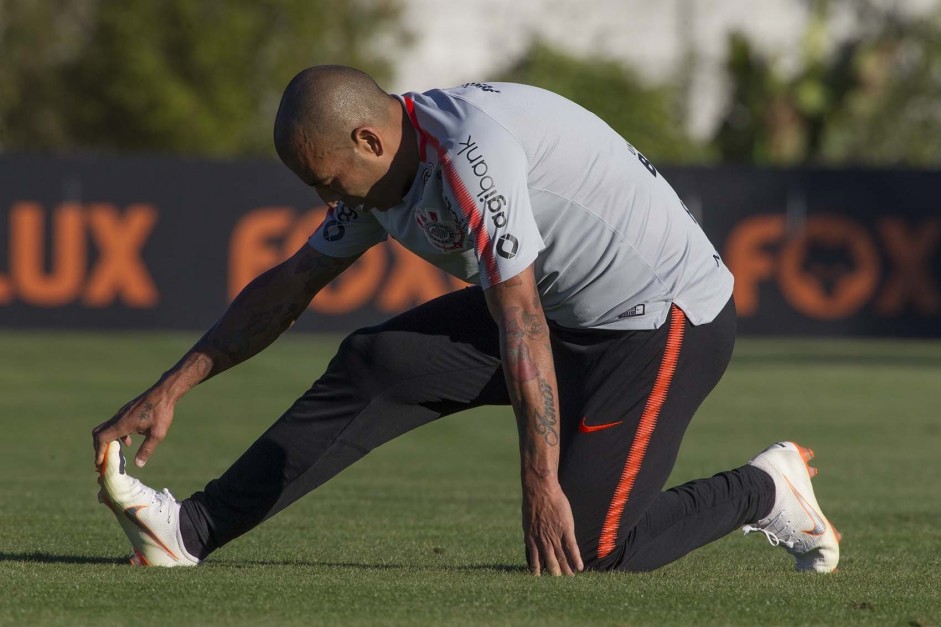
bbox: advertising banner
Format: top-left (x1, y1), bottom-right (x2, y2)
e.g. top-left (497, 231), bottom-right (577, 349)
top-left (668, 167), bottom-right (940, 336)
top-left (1, 155), bottom-right (938, 336)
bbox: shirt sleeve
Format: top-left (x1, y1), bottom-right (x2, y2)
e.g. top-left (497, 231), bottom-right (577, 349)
top-left (307, 202), bottom-right (387, 257)
top-left (439, 122), bottom-right (544, 289)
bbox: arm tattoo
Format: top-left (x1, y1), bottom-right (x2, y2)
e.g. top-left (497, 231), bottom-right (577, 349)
top-left (208, 326), bottom-right (250, 360)
top-left (521, 309), bottom-right (545, 340)
top-left (181, 352), bottom-right (213, 379)
top-left (295, 250), bottom-right (350, 276)
top-left (303, 255), bottom-right (351, 293)
top-left (531, 377), bottom-right (559, 446)
top-left (138, 402), bottom-right (154, 422)
top-left (187, 250), bottom-right (353, 382)
top-left (279, 303), bottom-right (303, 329)
top-left (510, 339), bottom-right (538, 382)
top-left (294, 252), bottom-right (318, 274)
top-left (504, 307), bottom-right (524, 340)
top-left (208, 300), bottom-right (294, 364)
top-left (251, 269), bottom-right (277, 288)
top-left (503, 308), bottom-right (537, 381)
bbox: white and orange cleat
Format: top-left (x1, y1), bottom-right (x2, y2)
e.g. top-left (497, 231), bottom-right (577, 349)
top-left (97, 441), bottom-right (199, 567)
top-left (743, 441), bottom-right (841, 573)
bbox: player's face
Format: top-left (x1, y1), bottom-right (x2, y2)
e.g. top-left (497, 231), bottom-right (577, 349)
top-left (290, 130), bottom-right (394, 210)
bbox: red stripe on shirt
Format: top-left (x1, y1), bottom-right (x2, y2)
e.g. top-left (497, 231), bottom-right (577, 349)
top-left (403, 96), bottom-right (427, 162)
top-left (402, 96), bottom-right (500, 286)
top-left (439, 152), bottom-right (500, 285)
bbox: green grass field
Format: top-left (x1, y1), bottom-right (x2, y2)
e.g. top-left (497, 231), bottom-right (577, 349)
top-left (1, 330), bottom-right (940, 626)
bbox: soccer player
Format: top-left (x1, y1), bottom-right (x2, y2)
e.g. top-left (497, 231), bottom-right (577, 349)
top-left (92, 66), bottom-right (839, 574)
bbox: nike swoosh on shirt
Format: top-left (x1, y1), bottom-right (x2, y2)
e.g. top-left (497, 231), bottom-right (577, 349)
top-left (578, 417), bottom-right (623, 433)
top-left (784, 476), bottom-right (828, 535)
top-left (123, 505), bottom-right (179, 560)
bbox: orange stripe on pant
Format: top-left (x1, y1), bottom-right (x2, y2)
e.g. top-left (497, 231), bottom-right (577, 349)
top-left (597, 304), bottom-right (687, 560)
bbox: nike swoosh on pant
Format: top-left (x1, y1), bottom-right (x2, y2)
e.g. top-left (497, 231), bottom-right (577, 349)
top-left (578, 417), bottom-right (623, 433)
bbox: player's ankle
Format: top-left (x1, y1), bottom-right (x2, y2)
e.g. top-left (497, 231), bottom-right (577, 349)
top-left (178, 500), bottom-right (212, 561)
top-left (743, 464), bottom-right (776, 523)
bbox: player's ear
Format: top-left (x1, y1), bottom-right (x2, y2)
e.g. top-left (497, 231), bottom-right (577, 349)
top-left (352, 127), bottom-right (383, 157)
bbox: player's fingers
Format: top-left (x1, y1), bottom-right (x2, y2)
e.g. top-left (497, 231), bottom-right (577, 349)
top-left (526, 541), bottom-right (541, 576)
top-left (93, 423), bottom-right (121, 466)
top-left (93, 429), bottom-right (104, 466)
top-left (121, 434), bottom-right (132, 446)
top-left (540, 541), bottom-right (562, 576)
top-left (94, 440), bottom-right (104, 467)
top-left (93, 400), bottom-right (136, 464)
top-left (563, 530), bottom-right (584, 572)
top-left (554, 543), bottom-right (574, 576)
top-left (135, 432), bottom-right (163, 468)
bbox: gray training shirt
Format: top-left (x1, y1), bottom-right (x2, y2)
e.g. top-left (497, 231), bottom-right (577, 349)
top-left (308, 82), bottom-right (733, 331)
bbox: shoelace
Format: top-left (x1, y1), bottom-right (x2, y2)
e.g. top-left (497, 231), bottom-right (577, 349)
top-left (150, 488), bottom-right (177, 524)
top-left (742, 525), bottom-right (795, 549)
top-left (125, 476), bottom-right (176, 524)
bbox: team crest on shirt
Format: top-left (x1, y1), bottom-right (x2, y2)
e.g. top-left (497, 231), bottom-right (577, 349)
top-left (415, 207), bottom-right (466, 251)
top-left (421, 163), bottom-right (434, 186)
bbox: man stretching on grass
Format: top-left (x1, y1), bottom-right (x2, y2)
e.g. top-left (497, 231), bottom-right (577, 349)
top-left (93, 66), bottom-right (839, 574)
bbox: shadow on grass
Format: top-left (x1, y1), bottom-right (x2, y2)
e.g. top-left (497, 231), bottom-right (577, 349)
top-left (0, 552), bottom-right (528, 573)
top-left (0, 551), bottom-right (125, 565)
top-left (216, 558), bottom-right (527, 573)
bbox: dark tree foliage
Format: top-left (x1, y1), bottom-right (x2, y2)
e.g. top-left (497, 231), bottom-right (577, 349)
top-left (494, 41), bottom-right (706, 164)
top-left (713, 0), bottom-right (941, 166)
top-left (0, 0), bottom-right (406, 156)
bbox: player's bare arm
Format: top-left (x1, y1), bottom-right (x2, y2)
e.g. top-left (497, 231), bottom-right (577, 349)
top-left (484, 265), bottom-right (584, 577)
top-left (92, 244), bottom-right (358, 467)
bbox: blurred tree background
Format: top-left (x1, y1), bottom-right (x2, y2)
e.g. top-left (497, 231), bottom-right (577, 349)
top-left (713, 0), bottom-right (941, 165)
top-left (0, 0), bottom-right (406, 156)
top-left (494, 41), bottom-right (706, 163)
top-left (1, 0), bottom-right (940, 165)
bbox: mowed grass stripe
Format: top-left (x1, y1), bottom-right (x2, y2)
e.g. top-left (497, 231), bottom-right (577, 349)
top-left (0, 331), bottom-right (939, 625)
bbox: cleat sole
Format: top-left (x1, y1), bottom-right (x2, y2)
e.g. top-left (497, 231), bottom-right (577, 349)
top-left (792, 442), bottom-right (818, 479)
top-left (795, 443), bottom-right (815, 464)
top-left (832, 521), bottom-right (843, 543)
top-left (130, 548), bottom-right (150, 566)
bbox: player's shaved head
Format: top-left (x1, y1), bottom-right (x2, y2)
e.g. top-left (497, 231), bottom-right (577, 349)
top-left (272, 65), bottom-right (419, 210)
top-left (274, 65), bottom-right (395, 164)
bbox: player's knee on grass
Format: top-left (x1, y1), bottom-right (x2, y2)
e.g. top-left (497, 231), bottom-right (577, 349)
top-left (575, 541), bottom-right (660, 574)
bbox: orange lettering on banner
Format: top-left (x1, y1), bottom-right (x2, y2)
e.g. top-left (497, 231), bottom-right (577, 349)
top-left (874, 218), bottom-right (941, 316)
top-left (83, 204), bottom-right (159, 307)
top-left (10, 202), bottom-right (86, 306)
top-left (778, 215), bottom-right (880, 320)
top-left (376, 240), bottom-right (457, 312)
top-left (228, 207), bottom-right (295, 298)
top-left (0, 271), bottom-right (9, 305)
top-left (724, 215), bottom-right (784, 316)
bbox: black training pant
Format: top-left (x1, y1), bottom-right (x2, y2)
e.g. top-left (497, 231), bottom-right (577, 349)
top-left (182, 287), bottom-right (773, 571)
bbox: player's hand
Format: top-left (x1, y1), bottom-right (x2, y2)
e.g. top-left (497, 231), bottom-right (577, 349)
top-left (92, 385), bottom-right (176, 468)
top-left (522, 478), bottom-right (584, 576)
